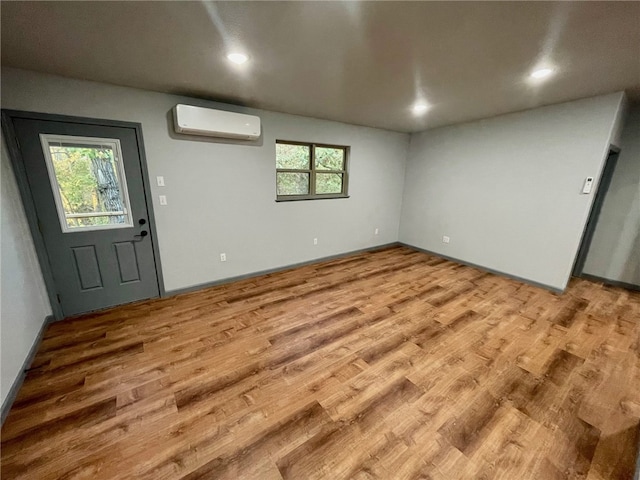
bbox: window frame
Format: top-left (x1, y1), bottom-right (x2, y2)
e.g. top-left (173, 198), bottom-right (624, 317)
top-left (275, 140), bottom-right (350, 201)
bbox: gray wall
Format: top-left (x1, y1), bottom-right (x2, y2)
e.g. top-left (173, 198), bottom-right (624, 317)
top-left (1, 68), bottom-right (409, 292)
top-left (0, 67), bottom-right (629, 413)
top-left (1, 136), bottom-right (52, 407)
top-left (399, 93), bottom-right (625, 291)
top-left (582, 102), bottom-right (640, 287)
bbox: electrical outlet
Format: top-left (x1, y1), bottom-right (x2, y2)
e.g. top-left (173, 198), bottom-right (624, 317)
top-left (374, 228), bottom-right (379, 235)
top-left (156, 176), bottom-right (165, 187)
top-left (313, 238), bottom-right (318, 245)
top-left (159, 195), bottom-right (167, 205)
top-left (220, 253), bottom-right (226, 262)
top-left (442, 235), bottom-right (450, 244)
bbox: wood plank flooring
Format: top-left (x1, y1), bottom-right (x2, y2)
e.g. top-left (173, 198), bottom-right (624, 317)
top-left (2, 246), bottom-right (639, 479)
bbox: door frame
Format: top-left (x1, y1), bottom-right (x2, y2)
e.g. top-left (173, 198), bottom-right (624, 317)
top-left (571, 145), bottom-right (621, 279)
top-left (2, 110), bottom-right (165, 320)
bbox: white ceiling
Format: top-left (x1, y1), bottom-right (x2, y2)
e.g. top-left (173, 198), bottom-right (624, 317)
top-left (2, 1), bottom-right (639, 132)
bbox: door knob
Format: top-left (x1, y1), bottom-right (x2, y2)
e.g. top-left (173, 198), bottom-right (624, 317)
top-left (134, 230), bottom-right (148, 241)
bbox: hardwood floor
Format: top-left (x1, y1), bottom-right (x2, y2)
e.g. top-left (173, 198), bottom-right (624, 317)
top-left (2, 246), bottom-right (639, 480)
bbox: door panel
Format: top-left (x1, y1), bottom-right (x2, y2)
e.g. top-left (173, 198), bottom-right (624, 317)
top-left (13, 118), bottom-right (159, 317)
top-left (72, 245), bottom-right (103, 290)
top-left (114, 241), bottom-right (141, 283)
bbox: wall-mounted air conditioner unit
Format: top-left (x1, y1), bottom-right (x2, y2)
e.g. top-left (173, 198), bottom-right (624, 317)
top-left (173, 104), bottom-right (261, 140)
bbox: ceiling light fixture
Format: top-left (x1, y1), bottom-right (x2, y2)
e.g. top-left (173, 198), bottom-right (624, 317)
top-left (530, 67), bottom-right (554, 79)
top-left (227, 53), bottom-right (248, 65)
top-left (412, 102), bottom-right (430, 116)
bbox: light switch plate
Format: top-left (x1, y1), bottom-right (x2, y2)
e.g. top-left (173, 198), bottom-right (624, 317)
top-left (157, 176), bottom-right (165, 187)
top-left (159, 195), bottom-right (167, 205)
top-left (582, 177), bottom-right (594, 194)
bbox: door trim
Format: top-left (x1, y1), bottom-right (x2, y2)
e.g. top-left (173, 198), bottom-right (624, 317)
top-left (1, 110), bottom-right (165, 320)
top-left (571, 145), bottom-right (621, 279)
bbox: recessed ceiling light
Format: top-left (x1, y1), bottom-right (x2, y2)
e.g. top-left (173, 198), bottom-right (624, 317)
top-left (530, 67), bottom-right (554, 79)
top-left (412, 102), bottom-right (430, 116)
top-left (227, 53), bottom-right (248, 65)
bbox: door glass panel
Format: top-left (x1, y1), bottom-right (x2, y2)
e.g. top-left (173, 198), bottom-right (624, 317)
top-left (40, 134), bottom-right (134, 232)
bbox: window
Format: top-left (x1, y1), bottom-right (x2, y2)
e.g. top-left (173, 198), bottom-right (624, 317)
top-left (40, 134), bottom-right (134, 232)
top-left (276, 141), bottom-right (349, 201)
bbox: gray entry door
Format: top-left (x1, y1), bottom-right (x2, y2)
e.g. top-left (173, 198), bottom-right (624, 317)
top-left (13, 118), bottom-right (159, 317)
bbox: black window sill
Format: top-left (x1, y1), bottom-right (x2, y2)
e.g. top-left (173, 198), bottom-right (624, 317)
top-left (275, 195), bottom-right (350, 202)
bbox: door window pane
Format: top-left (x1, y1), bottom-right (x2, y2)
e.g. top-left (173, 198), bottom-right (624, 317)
top-left (277, 172), bottom-right (310, 195)
top-left (40, 134), bottom-right (134, 232)
top-left (316, 173), bottom-right (343, 194)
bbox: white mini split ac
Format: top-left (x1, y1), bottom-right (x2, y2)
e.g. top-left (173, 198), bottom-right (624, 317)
top-left (173, 104), bottom-right (261, 140)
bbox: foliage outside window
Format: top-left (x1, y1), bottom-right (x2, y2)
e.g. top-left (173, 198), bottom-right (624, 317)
top-left (276, 141), bottom-right (349, 201)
